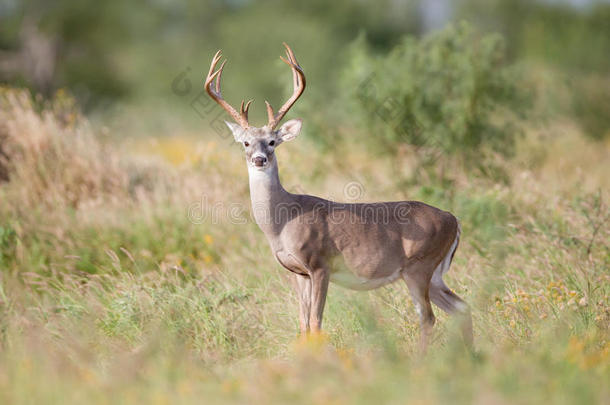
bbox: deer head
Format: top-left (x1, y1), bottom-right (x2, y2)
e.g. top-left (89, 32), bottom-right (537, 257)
top-left (204, 43), bottom-right (306, 170)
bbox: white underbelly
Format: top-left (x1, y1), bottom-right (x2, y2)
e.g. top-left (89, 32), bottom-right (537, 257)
top-left (330, 268), bottom-right (402, 291)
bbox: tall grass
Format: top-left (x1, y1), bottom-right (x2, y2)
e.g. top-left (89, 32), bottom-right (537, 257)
top-left (0, 88), bottom-right (608, 404)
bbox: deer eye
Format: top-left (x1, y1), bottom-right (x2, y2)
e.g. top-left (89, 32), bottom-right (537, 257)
top-left (243, 142), bottom-right (249, 147)
top-left (268, 140), bottom-right (275, 146)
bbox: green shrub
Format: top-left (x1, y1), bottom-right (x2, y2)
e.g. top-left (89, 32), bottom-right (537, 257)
top-left (338, 23), bottom-right (528, 171)
top-left (571, 75), bottom-right (610, 140)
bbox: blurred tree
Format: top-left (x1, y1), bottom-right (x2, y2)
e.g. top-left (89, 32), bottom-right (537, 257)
top-left (456, 0), bottom-right (610, 73)
top-left (335, 23), bottom-right (528, 178)
top-left (1, 0), bottom-right (131, 103)
top-left (0, 0), bottom-right (226, 106)
top-left (456, 0), bottom-right (610, 139)
top-left (0, 14), bottom-right (58, 94)
top-left (1, 0), bottom-right (605, 139)
top-left (0, 0), bottom-right (422, 111)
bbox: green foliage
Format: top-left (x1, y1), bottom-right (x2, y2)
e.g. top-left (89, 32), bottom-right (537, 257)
top-left (2, 0), bottom-right (608, 139)
top-left (571, 75), bottom-right (610, 140)
top-left (0, 0), bottom-right (420, 111)
top-left (0, 225), bottom-right (17, 267)
top-left (457, 0), bottom-right (610, 139)
top-left (458, 0), bottom-right (610, 74)
top-left (339, 23), bottom-right (528, 164)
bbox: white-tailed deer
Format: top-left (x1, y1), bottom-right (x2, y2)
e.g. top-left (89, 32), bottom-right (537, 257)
top-left (204, 43), bottom-right (473, 349)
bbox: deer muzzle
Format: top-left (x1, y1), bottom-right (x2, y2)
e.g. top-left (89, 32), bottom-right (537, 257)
top-left (252, 155), bottom-right (268, 167)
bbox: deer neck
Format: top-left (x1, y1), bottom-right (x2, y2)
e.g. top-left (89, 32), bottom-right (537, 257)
top-left (247, 159), bottom-right (292, 236)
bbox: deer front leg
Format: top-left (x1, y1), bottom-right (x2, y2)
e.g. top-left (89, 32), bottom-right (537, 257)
top-left (293, 273), bottom-right (312, 334)
top-left (309, 268), bottom-right (330, 333)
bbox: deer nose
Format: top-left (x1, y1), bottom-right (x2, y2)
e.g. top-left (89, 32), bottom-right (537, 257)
top-left (253, 156), bottom-right (267, 167)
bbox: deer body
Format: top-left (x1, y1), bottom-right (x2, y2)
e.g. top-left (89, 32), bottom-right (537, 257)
top-left (248, 159), bottom-right (459, 286)
top-left (204, 44), bottom-right (473, 349)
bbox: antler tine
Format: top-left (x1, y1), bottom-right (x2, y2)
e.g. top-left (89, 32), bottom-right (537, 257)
top-left (206, 50), bottom-right (222, 81)
top-left (240, 99), bottom-right (253, 121)
top-left (283, 43), bottom-right (300, 88)
top-left (204, 50), bottom-right (250, 128)
top-left (214, 59), bottom-right (227, 94)
top-left (265, 101), bottom-right (275, 124)
top-left (266, 43), bottom-right (306, 129)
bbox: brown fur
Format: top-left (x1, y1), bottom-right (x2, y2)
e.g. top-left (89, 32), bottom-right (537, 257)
top-left (225, 122), bottom-right (472, 349)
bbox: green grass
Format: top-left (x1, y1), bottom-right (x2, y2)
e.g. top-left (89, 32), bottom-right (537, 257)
top-left (0, 88), bottom-right (608, 404)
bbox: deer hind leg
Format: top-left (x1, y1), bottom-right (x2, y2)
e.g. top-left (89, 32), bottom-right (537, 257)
top-left (429, 281), bottom-right (473, 347)
top-left (402, 273), bottom-right (435, 352)
top-left (427, 224), bottom-right (473, 347)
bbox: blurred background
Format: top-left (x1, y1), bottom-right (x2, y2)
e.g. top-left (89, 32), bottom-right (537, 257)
top-left (0, 1), bottom-right (608, 404)
top-left (1, 0), bottom-right (609, 142)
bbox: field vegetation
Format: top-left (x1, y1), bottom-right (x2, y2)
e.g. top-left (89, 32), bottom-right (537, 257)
top-left (1, 2), bottom-right (609, 404)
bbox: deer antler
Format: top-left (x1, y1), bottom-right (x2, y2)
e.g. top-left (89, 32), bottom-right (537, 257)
top-left (205, 50), bottom-right (252, 128)
top-left (265, 43), bottom-right (306, 129)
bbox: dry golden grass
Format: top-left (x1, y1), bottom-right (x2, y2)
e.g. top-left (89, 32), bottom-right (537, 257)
top-left (0, 88), bottom-right (608, 404)
top-left (0, 89), bottom-right (128, 210)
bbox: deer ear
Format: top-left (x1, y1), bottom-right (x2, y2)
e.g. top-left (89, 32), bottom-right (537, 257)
top-left (278, 119), bottom-right (302, 142)
top-left (225, 121), bottom-right (245, 142)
